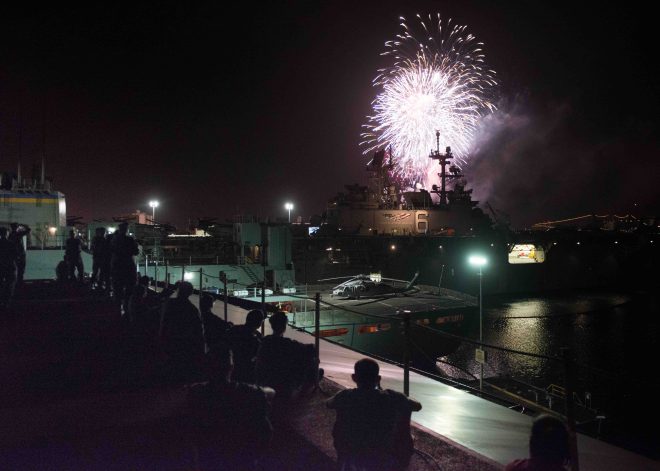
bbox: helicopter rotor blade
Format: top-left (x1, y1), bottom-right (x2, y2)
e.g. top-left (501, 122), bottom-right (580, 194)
top-left (318, 275), bottom-right (363, 282)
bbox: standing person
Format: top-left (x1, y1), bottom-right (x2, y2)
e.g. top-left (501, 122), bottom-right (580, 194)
top-left (0, 227), bottom-right (17, 307)
top-left (65, 229), bottom-right (84, 281)
top-left (504, 415), bottom-right (570, 471)
top-left (110, 222), bottom-right (139, 313)
top-left (90, 227), bottom-right (109, 290)
top-left (104, 231), bottom-right (115, 291)
top-left (327, 358), bottom-right (422, 471)
top-left (8, 223), bottom-right (29, 285)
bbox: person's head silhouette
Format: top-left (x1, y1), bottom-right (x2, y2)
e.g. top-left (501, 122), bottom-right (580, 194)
top-left (245, 310), bottom-right (264, 331)
top-left (177, 281), bottom-right (194, 299)
top-left (268, 311), bottom-right (288, 336)
top-left (201, 293), bottom-right (215, 312)
top-left (529, 414), bottom-right (569, 465)
top-left (352, 358), bottom-right (380, 389)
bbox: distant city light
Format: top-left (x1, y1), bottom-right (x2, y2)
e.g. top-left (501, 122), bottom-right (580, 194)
top-left (390, 244), bottom-right (397, 251)
top-left (48, 227), bottom-right (57, 235)
top-left (184, 272), bottom-right (194, 280)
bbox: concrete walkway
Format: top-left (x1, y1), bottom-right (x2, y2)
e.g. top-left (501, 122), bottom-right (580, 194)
top-left (204, 296), bottom-right (660, 471)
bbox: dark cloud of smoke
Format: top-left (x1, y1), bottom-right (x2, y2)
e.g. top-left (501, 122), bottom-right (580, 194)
top-left (465, 94), bottom-right (660, 228)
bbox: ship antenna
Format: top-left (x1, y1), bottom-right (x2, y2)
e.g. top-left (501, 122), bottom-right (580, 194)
top-left (429, 130), bottom-right (452, 206)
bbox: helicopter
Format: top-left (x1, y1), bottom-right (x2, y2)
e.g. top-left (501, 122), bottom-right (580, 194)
top-left (321, 271), bottom-right (420, 300)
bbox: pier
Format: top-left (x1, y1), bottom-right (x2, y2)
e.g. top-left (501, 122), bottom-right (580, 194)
top-left (1, 282), bottom-right (658, 470)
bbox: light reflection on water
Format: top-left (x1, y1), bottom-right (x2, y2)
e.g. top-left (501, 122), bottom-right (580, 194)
top-left (440, 291), bottom-right (657, 413)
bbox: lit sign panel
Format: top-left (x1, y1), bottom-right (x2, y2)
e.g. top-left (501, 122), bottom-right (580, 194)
top-left (509, 244), bottom-right (545, 264)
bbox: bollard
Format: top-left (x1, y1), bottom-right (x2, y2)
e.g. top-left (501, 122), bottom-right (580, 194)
top-left (402, 310), bottom-right (411, 397)
top-left (562, 347), bottom-right (580, 471)
top-left (314, 293), bottom-right (320, 361)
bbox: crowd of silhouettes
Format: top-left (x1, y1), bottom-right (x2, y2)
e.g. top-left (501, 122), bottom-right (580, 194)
top-left (1, 221), bottom-right (578, 471)
top-left (55, 221), bottom-right (139, 314)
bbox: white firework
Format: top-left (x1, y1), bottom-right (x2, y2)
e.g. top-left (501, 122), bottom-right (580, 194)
top-left (361, 13), bottom-right (497, 187)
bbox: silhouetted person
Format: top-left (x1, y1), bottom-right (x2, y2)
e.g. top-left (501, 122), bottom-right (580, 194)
top-left (127, 284), bottom-right (157, 334)
top-left (65, 229), bottom-right (84, 281)
top-left (110, 222), bottom-right (139, 313)
top-left (8, 223), bottom-right (29, 285)
top-left (188, 345), bottom-right (274, 469)
top-left (158, 281), bottom-right (205, 383)
top-left (505, 415), bottom-right (570, 471)
top-left (227, 309), bottom-right (264, 383)
top-left (200, 293), bottom-right (233, 352)
top-left (327, 358), bottom-right (422, 471)
top-left (0, 227), bottom-right (17, 307)
top-left (256, 311), bottom-right (319, 399)
top-left (55, 256), bottom-right (69, 282)
top-left (90, 227), bottom-right (110, 290)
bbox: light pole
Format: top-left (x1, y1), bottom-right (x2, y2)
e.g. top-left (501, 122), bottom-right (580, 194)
top-left (284, 202), bottom-right (293, 223)
top-left (149, 200), bottom-right (159, 224)
top-left (469, 254), bottom-right (487, 391)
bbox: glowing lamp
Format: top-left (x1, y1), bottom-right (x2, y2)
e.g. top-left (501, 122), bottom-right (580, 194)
top-left (468, 255), bottom-right (487, 267)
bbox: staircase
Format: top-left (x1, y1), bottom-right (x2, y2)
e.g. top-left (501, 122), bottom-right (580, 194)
top-left (239, 264), bottom-right (261, 285)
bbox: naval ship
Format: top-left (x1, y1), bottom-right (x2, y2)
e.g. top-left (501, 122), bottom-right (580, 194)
top-left (291, 133), bottom-right (659, 295)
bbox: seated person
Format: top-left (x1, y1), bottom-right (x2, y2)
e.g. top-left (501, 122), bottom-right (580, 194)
top-left (227, 309), bottom-right (264, 383)
top-left (327, 358), bottom-right (422, 471)
top-left (127, 284), bottom-right (160, 338)
top-left (188, 345), bottom-right (275, 468)
top-left (255, 311), bottom-right (318, 398)
top-left (55, 256), bottom-right (69, 282)
top-left (158, 281), bottom-right (205, 383)
top-left (200, 293), bottom-right (233, 351)
top-left (504, 414), bottom-right (571, 471)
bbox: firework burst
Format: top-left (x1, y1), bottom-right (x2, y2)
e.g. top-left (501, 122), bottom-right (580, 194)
top-left (361, 13), bottom-right (497, 187)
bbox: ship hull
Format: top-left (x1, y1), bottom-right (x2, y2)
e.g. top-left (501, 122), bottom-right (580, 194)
top-left (279, 287), bottom-right (477, 367)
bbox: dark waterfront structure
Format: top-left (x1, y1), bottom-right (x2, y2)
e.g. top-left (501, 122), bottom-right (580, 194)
top-left (292, 224), bottom-right (659, 295)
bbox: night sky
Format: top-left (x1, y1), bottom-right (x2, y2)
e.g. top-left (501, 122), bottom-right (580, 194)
top-left (1, 2), bottom-right (657, 228)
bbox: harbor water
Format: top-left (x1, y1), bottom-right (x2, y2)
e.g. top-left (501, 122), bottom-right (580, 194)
top-left (437, 290), bottom-right (659, 459)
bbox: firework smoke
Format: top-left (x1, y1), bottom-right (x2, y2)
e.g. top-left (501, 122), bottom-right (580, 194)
top-left (361, 13), bottom-right (497, 188)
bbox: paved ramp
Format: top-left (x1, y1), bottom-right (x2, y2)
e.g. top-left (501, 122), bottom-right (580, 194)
top-left (203, 296), bottom-right (659, 471)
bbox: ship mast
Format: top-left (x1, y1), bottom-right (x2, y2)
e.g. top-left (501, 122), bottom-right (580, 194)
top-left (429, 131), bottom-right (463, 206)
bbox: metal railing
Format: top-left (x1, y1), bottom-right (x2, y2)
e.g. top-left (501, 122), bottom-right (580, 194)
top-left (269, 290), bottom-right (615, 471)
top-left (146, 270), bottom-right (632, 471)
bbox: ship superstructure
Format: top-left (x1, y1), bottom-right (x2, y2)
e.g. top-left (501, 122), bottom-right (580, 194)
top-left (0, 161), bottom-right (66, 248)
top-left (324, 132), bottom-right (491, 236)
